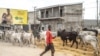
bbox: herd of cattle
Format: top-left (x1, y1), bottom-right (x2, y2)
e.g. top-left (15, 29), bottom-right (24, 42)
top-left (0, 29), bottom-right (35, 46)
top-left (57, 27), bottom-right (100, 56)
top-left (0, 26), bottom-right (100, 56)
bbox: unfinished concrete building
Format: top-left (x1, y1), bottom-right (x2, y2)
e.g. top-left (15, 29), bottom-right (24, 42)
top-left (38, 3), bottom-right (83, 31)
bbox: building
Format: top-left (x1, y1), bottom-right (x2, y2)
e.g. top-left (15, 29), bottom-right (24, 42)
top-left (23, 11), bottom-right (40, 32)
top-left (28, 11), bottom-right (40, 24)
top-left (38, 3), bottom-right (83, 31)
top-left (83, 19), bottom-right (100, 28)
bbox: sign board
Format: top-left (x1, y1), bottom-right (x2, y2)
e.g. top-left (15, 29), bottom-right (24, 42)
top-left (0, 8), bottom-right (28, 24)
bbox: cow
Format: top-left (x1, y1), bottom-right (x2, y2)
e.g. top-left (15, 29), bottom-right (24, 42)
top-left (83, 28), bottom-right (98, 37)
top-left (22, 31), bottom-right (35, 46)
top-left (79, 32), bottom-right (99, 56)
top-left (57, 29), bottom-right (78, 49)
top-left (0, 30), bottom-right (4, 40)
top-left (10, 31), bottom-right (23, 46)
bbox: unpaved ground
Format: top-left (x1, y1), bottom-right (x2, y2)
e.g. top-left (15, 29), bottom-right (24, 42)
top-left (0, 41), bottom-right (75, 56)
top-left (0, 35), bottom-right (100, 56)
top-left (36, 36), bottom-right (100, 56)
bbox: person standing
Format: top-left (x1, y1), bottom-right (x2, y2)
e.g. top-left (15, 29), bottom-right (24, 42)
top-left (6, 9), bottom-right (12, 24)
top-left (40, 25), bottom-right (55, 56)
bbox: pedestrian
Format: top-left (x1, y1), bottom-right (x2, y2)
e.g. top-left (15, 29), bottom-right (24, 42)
top-left (40, 25), bottom-right (55, 56)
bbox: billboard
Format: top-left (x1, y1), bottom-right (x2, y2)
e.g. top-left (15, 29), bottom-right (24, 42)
top-left (0, 8), bottom-right (28, 24)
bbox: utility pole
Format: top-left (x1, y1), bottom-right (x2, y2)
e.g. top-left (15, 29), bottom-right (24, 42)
top-left (97, 0), bottom-right (99, 26)
top-left (34, 6), bottom-right (36, 25)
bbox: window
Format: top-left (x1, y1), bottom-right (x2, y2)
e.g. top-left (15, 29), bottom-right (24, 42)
top-left (41, 12), bottom-right (44, 18)
top-left (46, 11), bottom-right (49, 18)
top-left (60, 9), bottom-right (63, 17)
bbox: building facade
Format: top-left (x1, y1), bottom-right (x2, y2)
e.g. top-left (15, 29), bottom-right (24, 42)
top-left (28, 11), bottom-right (40, 24)
top-left (23, 11), bottom-right (40, 32)
top-left (38, 3), bottom-right (83, 31)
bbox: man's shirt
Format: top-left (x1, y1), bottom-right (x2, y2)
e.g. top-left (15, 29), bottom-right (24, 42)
top-left (46, 30), bottom-right (53, 44)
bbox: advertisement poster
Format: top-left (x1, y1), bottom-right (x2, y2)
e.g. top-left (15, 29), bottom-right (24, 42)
top-left (0, 8), bottom-right (28, 24)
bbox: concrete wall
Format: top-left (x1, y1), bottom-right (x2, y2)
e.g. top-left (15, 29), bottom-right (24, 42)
top-left (28, 11), bottom-right (40, 24)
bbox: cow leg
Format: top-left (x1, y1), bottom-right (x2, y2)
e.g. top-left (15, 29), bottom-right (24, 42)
top-left (70, 40), bottom-right (78, 49)
top-left (81, 40), bottom-right (84, 47)
top-left (83, 42), bottom-right (87, 51)
top-left (37, 36), bottom-right (40, 42)
top-left (79, 38), bottom-right (85, 48)
top-left (24, 40), bottom-right (27, 46)
top-left (75, 40), bottom-right (78, 49)
top-left (65, 39), bottom-right (67, 45)
top-left (70, 40), bottom-right (74, 47)
top-left (26, 40), bottom-right (28, 46)
top-left (19, 40), bottom-right (23, 47)
top-left (81, 42), bottom-right (84, 47)
top-left (28, 40), bottom-right (31, 47)
top-left (63, 40), bottom-right (64, 46)
top-left (79, 38), bottom-right (82, 44)
top-left (62, 40), bottom-right (65, 46)
top-left (12, 38), bottom-right (15, 45)
top-left (91, 41), bottom-right (99, 56)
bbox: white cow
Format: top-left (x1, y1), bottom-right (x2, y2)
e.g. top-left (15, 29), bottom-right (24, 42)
top-left (39, 31), bottom-right (57, 46)
top-left (22, 32), bottom-right (34, 46)
top-left (10, 32), bottom-right (23, 46)
top-left (52, 31), bottom-right (57, 37)
top-left (0, 30), bottom-right (4, 40)
top-left (4, 30), bottom-right (15, 42)
top-left (39, 31), bottom-right (46, 43)
top-left (79, 32), bottom-right (99, 56)
top-left (40, 31), bottom-right (57, 40)
top-left (95, 28), bottom-right (100, 34)
top-left (79, 31), bottom-right (96, 36)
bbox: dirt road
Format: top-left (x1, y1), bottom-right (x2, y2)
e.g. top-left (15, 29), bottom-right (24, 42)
top-left (0, 36), bottom-right (99, 56)
top-left (0, 41), bottom-right (75, 56)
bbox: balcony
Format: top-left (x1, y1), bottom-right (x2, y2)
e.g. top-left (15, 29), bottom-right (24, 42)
top-left (38, 17), bottom-right (64, 21)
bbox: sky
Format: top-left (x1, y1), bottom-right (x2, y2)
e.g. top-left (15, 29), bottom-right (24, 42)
top-left (83, 0), bottom-right (98, 19)
top-left (0, 0), bottom-right (83, 11)
top-left (0, 0), bottom-right (99, 19)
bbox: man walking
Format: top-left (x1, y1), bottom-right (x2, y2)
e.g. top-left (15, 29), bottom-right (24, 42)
top-left (40, 25), bottom-right (55, 56)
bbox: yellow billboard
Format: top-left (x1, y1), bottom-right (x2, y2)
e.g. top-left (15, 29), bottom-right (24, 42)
top-left (0, 8), bottom-right (28, 24)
